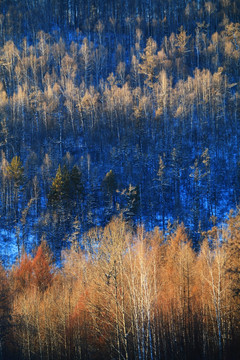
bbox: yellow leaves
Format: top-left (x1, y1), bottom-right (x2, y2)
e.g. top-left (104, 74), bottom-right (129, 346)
top-left (223, 22), bottom-right (240, 60)
top-left (155, 107), bottom-right (163, 117)
top-left (137, 95), bottom-right (150, 117)
top-left (1, 40), bottom-right (19, 65)
top-left (95, 19), bottom-right (104, 36)
top-left (104, 82), bottom-right (133, 116)
top-left (45, 84), bottom-right (53, 99)
top-left (52, 82), bottom-right (60, 95)
top-left (6, 156), bottom-right (24, 185)
top-left (0, 81), bottom-right (7, 107)
top-left (139, 37), bottom-right (159, 87)
top-left (1, 151), bottom-right (9, 178)
top-left (158, 69), bottom-right (168, 91)
top-left (106, 72), bottom-right (116, 87)
top-left (5, 212), bottom-right (240, 358)
top-left (175, 104), bottom-right (184, 118)
top-left (13, 84), bottom-right (27, 104)
top-left (225, 22), bottom-right (240, 45)
top-left (60, 54), bottom-right (77, 84)
top-left (63, 79), bottom-right (78, 115)
top-left (211, 31), bottom-right (219, 45)
top-left (116, 61), bottom-right (126, 84)
top-left (42, 82), bottom-right (60, 114)
top-left (176, 26), bottom-right (191, 54)
top-left (205, 1), bottom-right (216, 15)
top-left (81, 88), bottom-right (99, 113)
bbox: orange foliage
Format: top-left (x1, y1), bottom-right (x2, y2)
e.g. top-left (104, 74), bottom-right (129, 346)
top-left (13, 253), bottom-right (33, 290)
top-left (32, 245), bottom-right (53, 291)
top-left (13, 244), bottom-right (53, 292)
top-left (6, 216), bottom-right (240, 359)
top-left (68, 290), bottom-right (89, 330)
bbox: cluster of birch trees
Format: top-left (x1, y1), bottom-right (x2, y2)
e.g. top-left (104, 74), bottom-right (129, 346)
top-left (1, 212), bottom-right (240, 359)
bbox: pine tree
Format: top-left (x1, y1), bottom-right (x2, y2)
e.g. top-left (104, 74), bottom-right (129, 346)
top-left (124, 184), bottom-right (140, 222)
top-left (102, 170), bottom-right (117, 200)
top-left (62, 164), bottom-right (71, 200)
top-left (70, 165), bottom-right (84, 200)
top-left (102, 169), bottom-right (118, 220)
top-left (7, 156), bottom-right (24, 187)
top-left (48, 165), bottom-right (64, 205)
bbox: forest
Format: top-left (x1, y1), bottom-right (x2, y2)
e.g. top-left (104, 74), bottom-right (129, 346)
top-left (0, 0), bottom-right (240, 358)
top-left (1, 214), bottom-right (240, 359)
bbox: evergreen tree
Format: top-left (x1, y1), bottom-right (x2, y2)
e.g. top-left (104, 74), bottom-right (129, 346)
top-left (70, 165), bottom-right (84, 200)
top-left (48, 165), bottom-right (65, 206)
top-left (62, 164), bottom-right (71, 201)
top-left (48, 164), bottom-right (83, 206)
top-left (7, 156), bottom-right (24, 187)
top-left (102, 170), bottom-right (117, 202)
top-left (124, 184), bottom-right (140, 222)
top-left (102, 169), bottom-right (118, 221)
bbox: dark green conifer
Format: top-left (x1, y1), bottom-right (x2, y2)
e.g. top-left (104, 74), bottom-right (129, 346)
top-left (124, 184), bottom-right (140, 221)
top-left (7, 156), bottom-right (24, 187)
top-left (70, 165), bottom-right (84, 199)
top-left (102, 170), bottom-right (117, 197)
top-left (48, 165), bottom-right (64, 205)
